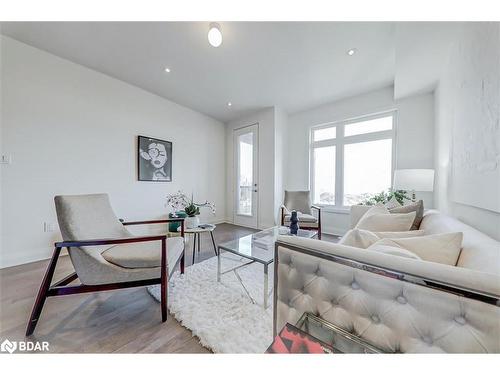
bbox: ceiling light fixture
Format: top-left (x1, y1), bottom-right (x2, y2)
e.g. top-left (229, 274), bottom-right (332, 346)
top-left (227, 102), bottom-right (232, 107)
top-left (347, 48), bottom-right (357, 56)
top-left (164, 67), bottom-right (171, 73)
top-left (208, 23), bottom-right (223, 47)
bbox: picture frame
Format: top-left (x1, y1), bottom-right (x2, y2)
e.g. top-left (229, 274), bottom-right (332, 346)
top-left (137, 135), bottom-right (172, 182)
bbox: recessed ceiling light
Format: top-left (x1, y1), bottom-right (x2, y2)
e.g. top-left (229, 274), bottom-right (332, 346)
top-left (164, 67), bottom-right (171, 73)
top-left (208, 23), bottom-right (223, 47)
top-left (227, 102), bottom-right (232, 107)
top-left (347, 48), bottom-right (357, 56)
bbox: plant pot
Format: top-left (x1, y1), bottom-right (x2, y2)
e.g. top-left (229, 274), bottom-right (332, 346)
top-left (168, 211), bottom-right (187, 232)
top-left (185, 216), bottom-right (200, 229)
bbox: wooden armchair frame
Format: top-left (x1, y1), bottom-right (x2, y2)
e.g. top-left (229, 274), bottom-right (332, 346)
top-left (26, 218), bottom-right (185, 336)
top-left (280, 205), bottom-right (322, 239)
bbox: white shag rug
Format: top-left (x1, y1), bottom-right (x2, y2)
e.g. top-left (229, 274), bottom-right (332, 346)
top-left (148, 254), bottom-right (273, 353)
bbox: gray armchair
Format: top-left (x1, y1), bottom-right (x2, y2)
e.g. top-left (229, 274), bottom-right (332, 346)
top-left (26, 193), bottom-right (185, 336)
top-left (280, 190), bottom-right (322, 239)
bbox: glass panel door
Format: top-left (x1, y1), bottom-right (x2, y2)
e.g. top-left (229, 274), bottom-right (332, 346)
top-left (237, 132), bottom-right (254, 215)
top-left (233, 124), bottom-right (259, 228)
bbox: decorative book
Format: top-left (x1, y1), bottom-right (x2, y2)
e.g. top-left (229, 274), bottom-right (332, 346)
top-left (266, 323), bottom-right (333, 354)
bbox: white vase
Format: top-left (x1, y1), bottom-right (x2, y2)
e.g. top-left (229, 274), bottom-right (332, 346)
top-left (185, 216), bottom-right (200, 229)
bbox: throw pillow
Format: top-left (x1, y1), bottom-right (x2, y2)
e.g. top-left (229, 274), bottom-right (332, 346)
top-left (389, 200), bottom-right (424, 230)
top-left (370, 232), bottom-right (463, 266)
top-left (384, 196), bottom-right (402, 209)
top-left (367, 243), bottom-right (422, 260)
top-left (339, 228), bottom-right (426, 249)
top-left (355, 204), bottom-right (416, 232)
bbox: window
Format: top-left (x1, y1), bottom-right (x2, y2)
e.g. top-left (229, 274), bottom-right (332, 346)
top-left (310, 112), bottom-right (395, 208)
top-left (237, 133), bottom-right (253, 215)
top-left (313, 146), bottom-right (336, 205)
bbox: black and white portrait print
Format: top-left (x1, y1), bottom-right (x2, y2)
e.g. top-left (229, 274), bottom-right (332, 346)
top-left (138, 136), bottom-right (172, 181)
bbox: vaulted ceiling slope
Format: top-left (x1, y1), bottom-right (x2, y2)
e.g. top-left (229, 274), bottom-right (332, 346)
top-left (1, 22), bottom-right (459, 122)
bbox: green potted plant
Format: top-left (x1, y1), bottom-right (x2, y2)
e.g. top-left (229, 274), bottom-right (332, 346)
top-left (184, 199), bottom-right (201, 229)
top-left (359, 189), bottom-right (411, 206)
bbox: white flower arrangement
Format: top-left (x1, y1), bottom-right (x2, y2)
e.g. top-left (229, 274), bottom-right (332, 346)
top-left (166, 191), bottom-right (216, 216)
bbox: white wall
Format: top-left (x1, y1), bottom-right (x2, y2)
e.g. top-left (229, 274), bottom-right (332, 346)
top-left (285, 86), bottom-right (435, 235)
top-left (273, 106), bottom-right (288, 224)
top-left (434, 23), bottom-right (500, 240)
top-left (0, 36), bottom-right (227, 268)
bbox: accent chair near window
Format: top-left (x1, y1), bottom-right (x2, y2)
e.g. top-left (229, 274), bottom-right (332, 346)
top-left (280, 190), bottom-right (322, 239)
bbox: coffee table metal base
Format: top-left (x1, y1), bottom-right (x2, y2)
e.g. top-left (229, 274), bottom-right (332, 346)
top-left (217, 252), bottom-right (272, 309)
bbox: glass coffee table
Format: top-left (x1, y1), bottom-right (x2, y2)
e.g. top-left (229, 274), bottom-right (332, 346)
top-left (217, 226), bottom-right (318, 309)
top-left (295, 313), bottom-right (385, 353)
top-left (267, 313), bottom-right (384, 353)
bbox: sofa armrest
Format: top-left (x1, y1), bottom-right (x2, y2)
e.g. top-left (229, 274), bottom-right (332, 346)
top-left (273, 236), bottom-right (500, 353)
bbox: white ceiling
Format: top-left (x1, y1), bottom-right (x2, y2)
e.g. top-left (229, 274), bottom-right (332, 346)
top-left (394, 22), bottom-right (462, 99)
top-left (1, 22), bottom-right (397, 122)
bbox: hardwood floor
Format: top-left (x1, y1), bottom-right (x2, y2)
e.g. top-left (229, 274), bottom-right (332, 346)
top-left (0, 223), bottom-right (339, 353)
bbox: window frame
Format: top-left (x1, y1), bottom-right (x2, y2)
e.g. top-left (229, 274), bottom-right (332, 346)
top-left (309, 110), bottom-right (398, 211)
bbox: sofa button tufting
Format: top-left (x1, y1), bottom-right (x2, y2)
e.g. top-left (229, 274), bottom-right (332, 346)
top-left (351, 281), bottom-right (360, 290)
top-left (422, 336), bottom-right (433, 345)
top-left (371, 315), bottom-right (380, 323)
top-left (454, 316), bottom-right (466, 325)
top-left (396, 296), bottom-right (407, 304)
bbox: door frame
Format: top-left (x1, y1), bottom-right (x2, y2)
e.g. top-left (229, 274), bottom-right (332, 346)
top-left (233, 123), bottom-right (259, 228)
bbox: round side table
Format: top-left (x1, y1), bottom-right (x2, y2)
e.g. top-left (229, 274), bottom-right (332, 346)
top-left (178, 224), bottom-right (217, 264)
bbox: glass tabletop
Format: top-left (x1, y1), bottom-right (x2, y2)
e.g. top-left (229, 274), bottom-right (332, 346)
top-left (295, 313), bottom-right (384, 353)
top-left (218, 226), bottom-right (317, 265)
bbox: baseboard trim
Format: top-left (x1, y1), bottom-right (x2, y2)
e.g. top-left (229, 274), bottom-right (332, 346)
top-left (0, 247), bottom-right (67, 270)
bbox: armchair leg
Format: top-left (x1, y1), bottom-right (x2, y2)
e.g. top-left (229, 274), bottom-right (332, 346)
top-left (160, 238), bottom-right (168, 322)
top-left (26, 246), bottom-right (62, 336)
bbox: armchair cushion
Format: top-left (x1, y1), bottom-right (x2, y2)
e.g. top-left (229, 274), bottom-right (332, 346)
top-left (102, 237), bottom-right (184, 269)
top-left (283, 190), bottom-right (312, 215)
top-left (284, 213), bottom-right (318, 223)
top-left (55, 194), bottom-right (131, 241)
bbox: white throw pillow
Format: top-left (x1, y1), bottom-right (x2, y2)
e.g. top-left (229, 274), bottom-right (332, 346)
top-left (355, 204), bottom-right (416, 232)
top-left (339, 228), bottom-right (426, 249)
top-left (367, 243), bottom-right (422, 260)
top-left (384, 196), bottom-right (402, 209)
top-left (371, 232), bottom-right (464, 266)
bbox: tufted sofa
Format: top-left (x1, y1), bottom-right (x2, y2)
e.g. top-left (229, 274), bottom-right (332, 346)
top-left (273, 209), bottom-right (500, 353)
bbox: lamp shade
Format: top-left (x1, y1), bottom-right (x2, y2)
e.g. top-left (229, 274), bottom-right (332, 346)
top-left (393, 169), bottom-right (434, 192)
